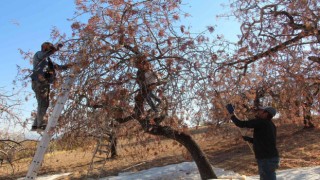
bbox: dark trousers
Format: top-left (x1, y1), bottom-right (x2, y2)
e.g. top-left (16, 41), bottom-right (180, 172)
top-left (257, 157), bottom-right (280, 180)
top-left (135, 85), bottom-right (161, 114)
top-left (32, 80), bottom-right (50, 127)
top-left (145, 90), bottom-right (161, 112)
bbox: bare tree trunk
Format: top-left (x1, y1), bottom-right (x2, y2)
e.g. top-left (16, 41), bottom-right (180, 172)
top-left (109, 132), bottom-right (117, 158)
top-left (303, 105), bottom-right (314, 128)
top-left (303, 89), bottom-right (315, 128)
top-left (142, 123), bottom-right (217, 180)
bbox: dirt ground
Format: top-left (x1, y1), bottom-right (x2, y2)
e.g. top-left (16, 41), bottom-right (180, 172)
top-left (1, 122), bottom-right (320, 179)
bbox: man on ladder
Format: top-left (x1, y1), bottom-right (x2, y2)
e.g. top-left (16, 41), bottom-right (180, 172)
top-left (30, 42), bottom-right (72, 131)
top-left (26, 43), bottom-right (76, 179)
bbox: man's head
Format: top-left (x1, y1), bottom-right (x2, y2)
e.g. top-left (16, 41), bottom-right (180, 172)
top-left (255, 106), bottom-right (277, 120)
top-left (41, 42), bottom-right (55, 51)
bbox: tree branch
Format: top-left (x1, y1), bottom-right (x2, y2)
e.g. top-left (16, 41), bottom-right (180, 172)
top-left (223, 31), bottom-right (315, 73)
top-left (308, 56), bottom-right (320, 64)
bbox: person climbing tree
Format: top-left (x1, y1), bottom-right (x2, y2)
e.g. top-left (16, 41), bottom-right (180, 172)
top-left (135, 57), bottom-right (161, 113)
top-left (30, 42), bottom-right (72, 131)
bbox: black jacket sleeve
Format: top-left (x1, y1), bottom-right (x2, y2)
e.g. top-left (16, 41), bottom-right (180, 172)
top-left (230, 115), bottom-right (261, 128)
top-left (53, 63), bottom-right (70, 70)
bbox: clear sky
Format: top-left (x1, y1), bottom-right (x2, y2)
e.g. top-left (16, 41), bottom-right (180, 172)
top-left (1, 0), bottom-right (75, 87)
top-left (0, 0), bottom-right (76, 137)
top-left (0, 0), bottom-right (239, 137)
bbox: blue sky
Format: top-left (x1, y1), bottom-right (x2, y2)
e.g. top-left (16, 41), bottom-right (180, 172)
top-left (0, 0), bottom-right (75, 88)
top-left (0, 0), bottom-right (76, 136)
top-left (0, 0), bottom-right (239, 136)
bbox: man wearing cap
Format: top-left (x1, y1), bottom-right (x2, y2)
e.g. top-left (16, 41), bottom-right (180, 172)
top-left (226, 104), bottom-right (280, 180)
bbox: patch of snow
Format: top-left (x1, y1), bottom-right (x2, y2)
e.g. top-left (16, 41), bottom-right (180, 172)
top-left (247, 166), bottom-right (320, 180)
top-left (21, 162), bottom-right (320, 180)
top-left (17, 173), bottom-right (71, 180)
top-left (103, 162), bottom-right (244, 180)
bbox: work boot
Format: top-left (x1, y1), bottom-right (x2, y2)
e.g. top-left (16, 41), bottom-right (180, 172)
top-left (31, 119), bottom-right (38, 131)
top-left (31, 125), bottom-right (38, 131)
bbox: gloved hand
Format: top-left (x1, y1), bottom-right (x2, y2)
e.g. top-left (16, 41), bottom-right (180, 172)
top-left (226, 104), bottom-right (235, 114)
top-left (56, 43), bottom-right (63, 51)
top-left (49, 44), bottom-right (57, 51)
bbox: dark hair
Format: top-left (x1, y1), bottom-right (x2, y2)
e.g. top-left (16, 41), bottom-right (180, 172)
top-left (41, 42), bottom-right (54, 51)
top-left (265, 110), bottom-right (274, 120)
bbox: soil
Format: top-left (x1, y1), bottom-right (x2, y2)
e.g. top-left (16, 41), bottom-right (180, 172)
top-left (1, 122), bottom-right (320, 180)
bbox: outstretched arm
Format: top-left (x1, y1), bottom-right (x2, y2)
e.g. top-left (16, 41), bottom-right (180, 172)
top-left (53, 63), bottom-right (73, 70)
top-left (35, 50), bottom-right (55, 60)
top-left (225, 104), bottom-right (261, 128)
top-left (36, 43), bottom-right (62, 60)
top-left (230, 115), bottom-right (260, 128)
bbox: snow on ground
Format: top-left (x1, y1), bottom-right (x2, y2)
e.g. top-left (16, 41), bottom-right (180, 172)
top-left (17, 173), bottom-right (71, 180)
top-left (27, 162), bottom-right (320, 180)
top-left (102, 162), bottom-right (245, 180)
top-left (102, 162), bottom-right (320, 180)
top-left (248, 166), bottom-right (320, 180)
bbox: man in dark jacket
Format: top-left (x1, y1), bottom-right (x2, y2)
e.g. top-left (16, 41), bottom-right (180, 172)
top-left (30, 42), bottom-right (70, 131)
top-left (226, 104), bottom-right (280, 180)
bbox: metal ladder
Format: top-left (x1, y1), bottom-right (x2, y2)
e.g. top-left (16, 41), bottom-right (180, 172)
top-left (87, 132), bottom-right (113, 178)
top-left (25, 70), bottom-right (76, 180)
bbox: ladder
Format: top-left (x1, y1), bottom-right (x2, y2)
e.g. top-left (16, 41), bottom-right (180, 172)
top-left (25, 70), bottom-right (76, 179)
top-left (87, 132), bottom-right (113, 178)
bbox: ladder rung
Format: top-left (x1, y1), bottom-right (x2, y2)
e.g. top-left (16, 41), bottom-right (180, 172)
top-left (94, 154), bottom-right (109, 158)
top-left (94, 156), bottom-right (108, 159)
top-left (93, 166), bottom-right (105, 170)
top-left (97, 150), bottom-right (110, 154)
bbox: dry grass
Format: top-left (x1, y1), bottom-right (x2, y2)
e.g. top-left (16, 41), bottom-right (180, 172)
top-left (1, 122), bottom-right (320, 179)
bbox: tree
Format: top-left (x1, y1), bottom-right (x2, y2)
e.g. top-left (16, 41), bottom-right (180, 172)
top-left (20, 0), bottom-right (221, 179)
top-left (0, 138), bottom-right (33, 175)
top-left (216, 0), bottom-right (320, 125)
